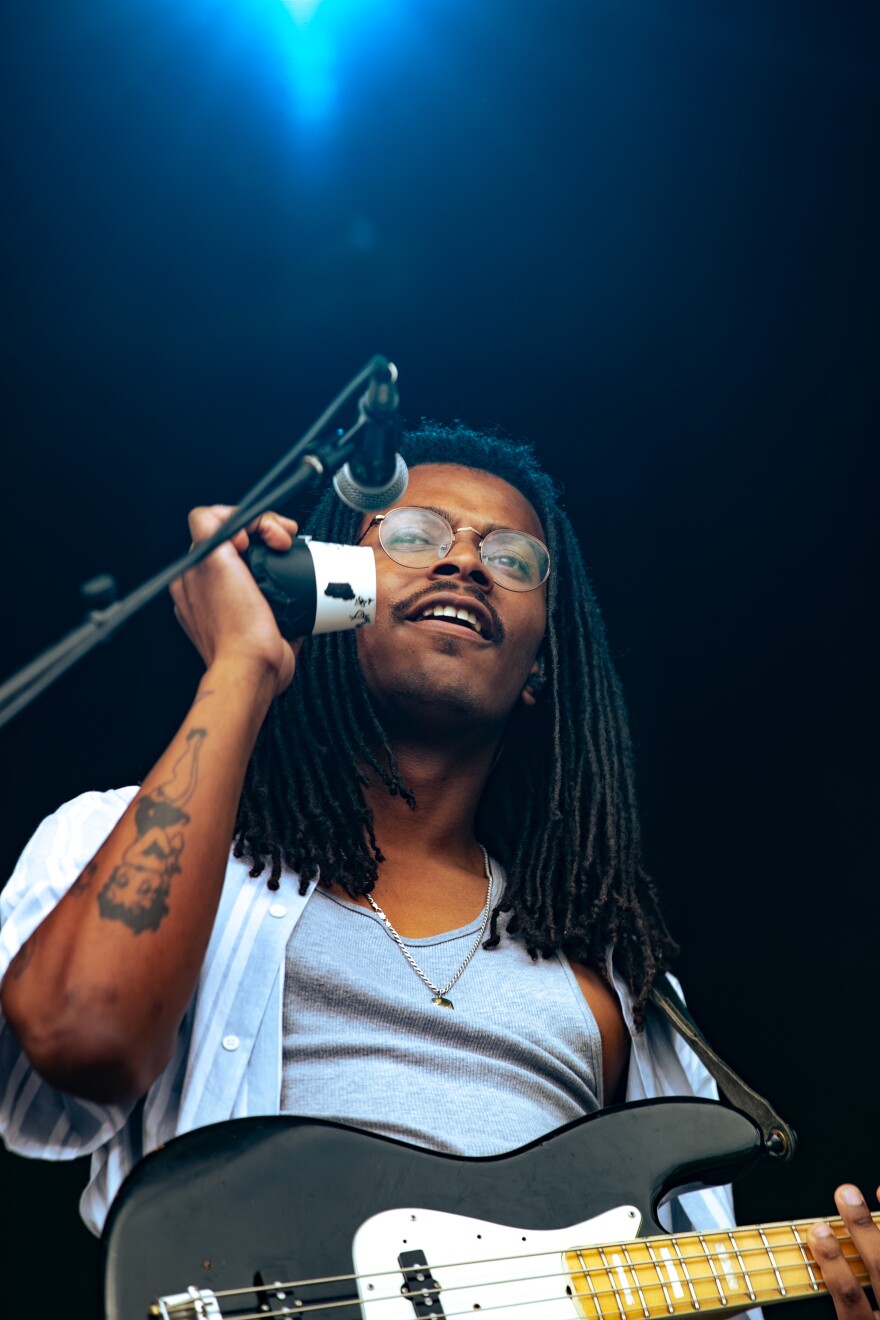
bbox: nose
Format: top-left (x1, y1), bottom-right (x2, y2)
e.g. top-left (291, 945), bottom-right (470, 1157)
top-left (428, 531), bottom-right (493, 591)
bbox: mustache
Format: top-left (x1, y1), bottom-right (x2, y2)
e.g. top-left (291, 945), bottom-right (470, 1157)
top-left (391, 582), bottom-right (505, 645)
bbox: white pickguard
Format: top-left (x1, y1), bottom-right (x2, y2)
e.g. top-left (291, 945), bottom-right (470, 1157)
top-left (352, 1203), bottom-right (643, 1320)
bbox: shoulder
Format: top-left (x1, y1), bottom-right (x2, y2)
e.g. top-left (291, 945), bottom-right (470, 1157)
top-left (612, 966), bottom-right (721, 1103)
top-left (566, 958), bottom-right (631, 1104)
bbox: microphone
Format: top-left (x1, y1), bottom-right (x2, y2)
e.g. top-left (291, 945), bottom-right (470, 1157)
top-left (332, 357), bottom-right (409, 511)
top-left (248, 538), bottom-right (376, 637)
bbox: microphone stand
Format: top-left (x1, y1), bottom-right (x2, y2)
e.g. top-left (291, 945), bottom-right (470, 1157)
top-left (0, 355), bottom-right (391, 733)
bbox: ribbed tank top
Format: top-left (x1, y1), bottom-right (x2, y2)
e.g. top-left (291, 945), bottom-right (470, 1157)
top-left (280, 869), bottom-right (603, 1154)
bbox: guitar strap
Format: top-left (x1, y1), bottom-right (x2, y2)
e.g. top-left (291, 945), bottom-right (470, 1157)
top-left (651, 975), bottom-right (797, 1160)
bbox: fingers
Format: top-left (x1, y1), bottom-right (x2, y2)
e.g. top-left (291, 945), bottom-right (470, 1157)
top-left (168, 503), bottom-right (302, 692)
top-left (248, 512), bottom-right (299, 551)
top-left (186, 505), bottom-right (299, 555)
top-left (807, 1185), bottom-right (880, 1320)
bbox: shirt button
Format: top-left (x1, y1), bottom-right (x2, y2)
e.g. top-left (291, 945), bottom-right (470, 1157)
top-left (269, 903), bottom-right (287, 918)
top-left (222, 1035), bottom-right (240, 1052)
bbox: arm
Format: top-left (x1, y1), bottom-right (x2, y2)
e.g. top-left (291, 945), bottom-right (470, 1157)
top-left (1, 506), bottom-right (300, 1107)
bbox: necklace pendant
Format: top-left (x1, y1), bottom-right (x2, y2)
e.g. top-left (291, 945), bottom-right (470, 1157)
top-left (432, 996), bottom-right (454, 1009)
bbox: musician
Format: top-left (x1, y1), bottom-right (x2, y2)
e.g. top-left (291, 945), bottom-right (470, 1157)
top-left (0, 425), bottom-right (876, 1317)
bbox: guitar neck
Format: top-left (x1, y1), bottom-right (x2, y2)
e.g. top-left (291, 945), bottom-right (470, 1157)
top-left (567, 1214), bottom-right (879, 1319)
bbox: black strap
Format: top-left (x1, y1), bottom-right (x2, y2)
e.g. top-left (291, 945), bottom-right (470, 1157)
top-left (128, 1093), bottom-right (147, 1166)
top-left (651, 975), bottom-right (797, 1161)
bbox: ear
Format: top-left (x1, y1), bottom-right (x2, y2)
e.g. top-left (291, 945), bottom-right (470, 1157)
top-left (521, 653), bottom-right (547, 707)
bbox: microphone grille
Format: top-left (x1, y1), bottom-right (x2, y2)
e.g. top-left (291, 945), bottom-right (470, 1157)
top-left (332, 454), bottom-right (409, 512)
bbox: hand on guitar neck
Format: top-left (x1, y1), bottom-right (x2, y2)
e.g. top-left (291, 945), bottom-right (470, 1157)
top-left (808, 1184), bottom-right (880, 1320)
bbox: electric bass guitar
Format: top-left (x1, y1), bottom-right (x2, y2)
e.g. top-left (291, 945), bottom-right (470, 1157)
top-left (101, 1098), bottom-right (874, 1320)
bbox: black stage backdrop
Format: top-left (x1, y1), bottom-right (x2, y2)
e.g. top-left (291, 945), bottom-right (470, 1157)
top-left (0, 2), bottom-right (877, 1317)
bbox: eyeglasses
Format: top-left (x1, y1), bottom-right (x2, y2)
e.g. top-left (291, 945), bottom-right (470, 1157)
top-left (357, 506), bottom-right (551, 592)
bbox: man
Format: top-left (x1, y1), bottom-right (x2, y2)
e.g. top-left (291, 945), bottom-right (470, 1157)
top-left (1, 424), bottom-right (876, 1314)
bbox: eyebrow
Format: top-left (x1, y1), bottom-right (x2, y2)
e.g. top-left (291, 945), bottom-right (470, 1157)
top-left (418, 504), bottom-right (513, 537)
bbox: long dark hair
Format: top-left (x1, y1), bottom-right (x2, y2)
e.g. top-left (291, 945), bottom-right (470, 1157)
top-left (234, 423), bottom-right (676, 1019)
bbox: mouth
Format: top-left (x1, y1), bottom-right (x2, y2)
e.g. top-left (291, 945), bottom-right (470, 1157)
top-left (416, 603), bottom-right (487, 637)
top-left (401, 591), bottom-right (498, 641)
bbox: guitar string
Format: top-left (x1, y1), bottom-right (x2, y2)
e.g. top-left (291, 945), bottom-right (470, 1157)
top-left (189, 1246), bottom-right (868, 1317)
top-left (216, 1242), bottom-right (874, 1320)
top-left (174, 1260), bottom-right (870, 1320)
top-left (158, 1225), bottom-right (874, 1320)
top-left (176, 1252), bottom-right (873, 1320)
top-left (195, 1214), bottom-right (873, 1301)
top-left (229, 1252), bottom-right (869, 1317)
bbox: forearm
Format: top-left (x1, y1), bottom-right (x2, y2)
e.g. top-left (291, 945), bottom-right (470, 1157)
top-left (0, 656), bottom-right (277, 1105)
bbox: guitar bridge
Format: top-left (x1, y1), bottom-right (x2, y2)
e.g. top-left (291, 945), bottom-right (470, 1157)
top-left (151, 1286), bottom-right (221, 1319)
top-left (398, 1250), bottom-right (446, 1319)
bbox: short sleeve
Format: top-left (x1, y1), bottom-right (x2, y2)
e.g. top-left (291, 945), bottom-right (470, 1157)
top-left (0, 788), bottom-right (139, 1159)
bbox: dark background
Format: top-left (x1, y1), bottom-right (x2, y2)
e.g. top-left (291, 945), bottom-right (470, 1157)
top-left (1, 1), bottom-right (877, 1316)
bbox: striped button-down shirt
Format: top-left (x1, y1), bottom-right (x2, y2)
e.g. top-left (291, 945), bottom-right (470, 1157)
top-left (1, 788), bottom-right (746, 1258)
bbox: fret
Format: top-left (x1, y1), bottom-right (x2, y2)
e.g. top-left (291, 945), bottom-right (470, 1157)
top-left (644, 1240), bottom-right (675, 1313)
top-left (660, 1246), bottom-right (687, 1300)
top-left (565, 1212), bottom-right (880, 1320)
top-left (758, 1225), bottom-right (786, 1296)
top-left (577, 1248), bottom-right (606, 1320)
top-left (620, 1242), bottom-right (651, 1318)
top-left (791, 1224), bottom-right (821, 1291)
top-left (712, 1236), bottom-right (740, 1295)
top-left (670, 1237), bottom-right (700, 1310)
top-left (698, 1233), bottom-right (728, 1306)
top-left (598, 1245), bottom-right (628, 1320)
top-left (728, 1231), bottom-right (756, 1302)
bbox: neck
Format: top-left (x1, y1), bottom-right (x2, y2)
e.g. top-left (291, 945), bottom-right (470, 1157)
top-left (364, 729), bottom-right (498, 869)
top-left (567, 1212), bottom-right (880, 1317)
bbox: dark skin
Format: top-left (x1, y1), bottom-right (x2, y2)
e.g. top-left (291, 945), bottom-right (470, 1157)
top-left (0, 504), bottom-right (300, 1103)
top-left (340, 464), bottom-right (630, 1102)
top-left (1, 465), bottom-right (875, 1315)
top-left (807, 1191), bottom-right (880, 1320)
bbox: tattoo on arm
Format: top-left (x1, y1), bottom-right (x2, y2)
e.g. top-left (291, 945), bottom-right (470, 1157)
top-left (68, 860), bottom-right (98, 899)
top-left (97, 728), bottom-right (207, 935)
top-left (8, 931), bottom-right (37, 981)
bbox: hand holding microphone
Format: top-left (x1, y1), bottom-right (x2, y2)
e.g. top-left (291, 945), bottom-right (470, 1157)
top-left (248, 535), bottom-right (376, 638)
top-left (244, 355), bottom-right (406, 637)
top-left (174, 357), bottom-right (402, 669)
top-left (170, 506), bottom-right (304, 698)
top-left (0, 355), bottom-right (406, 733)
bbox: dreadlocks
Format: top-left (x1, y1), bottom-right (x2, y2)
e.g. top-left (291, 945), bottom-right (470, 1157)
top-left (234, 422), bottom-right (676, 1021)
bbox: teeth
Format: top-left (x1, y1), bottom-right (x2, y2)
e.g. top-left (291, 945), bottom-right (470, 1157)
top-left (419, 605), bottom-right (483, 635)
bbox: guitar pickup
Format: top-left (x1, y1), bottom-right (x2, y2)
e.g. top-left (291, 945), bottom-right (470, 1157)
top-left (253, 1276), bottom-right (297, 1316)
top-left (252, 1269), bottom-right (362, 1319)
top-left (398, 1249), bottom-right (446, 1319)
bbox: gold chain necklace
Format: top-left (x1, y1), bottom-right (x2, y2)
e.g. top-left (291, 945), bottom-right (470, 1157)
top-left (365, 846), bottom-right (493, 1009)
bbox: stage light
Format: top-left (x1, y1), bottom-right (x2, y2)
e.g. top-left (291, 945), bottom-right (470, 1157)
top-left (224, 0), bottom-right (407, 129)
top-left (282, 0), bottom-right (325, 22)
top-left (266, 0), bottom-right (336, 124)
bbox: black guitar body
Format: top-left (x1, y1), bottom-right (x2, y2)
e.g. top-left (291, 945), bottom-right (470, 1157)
top-left (101, 1098), bottom-right (763, 1320)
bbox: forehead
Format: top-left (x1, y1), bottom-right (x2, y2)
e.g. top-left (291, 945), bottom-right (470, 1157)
top-left (375, 463), bottom-right (546, 540)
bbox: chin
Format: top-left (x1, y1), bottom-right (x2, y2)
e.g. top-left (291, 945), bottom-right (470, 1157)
top-left (376, 673), bottom-right (487, 729)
